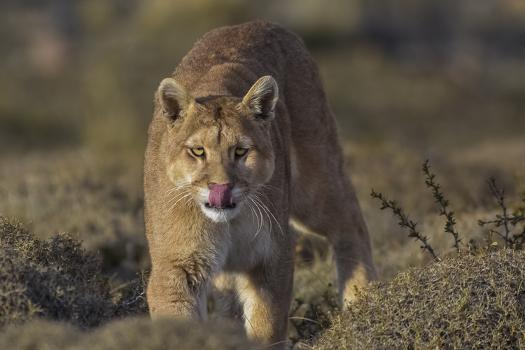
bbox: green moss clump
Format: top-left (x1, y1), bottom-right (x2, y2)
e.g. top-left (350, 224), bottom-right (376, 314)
top-left (315, 250), bottom-right (525, 349)
top-left (0, 217), bottom-right (112, 328)
top-left (0, 317), bottom-right (257, 350)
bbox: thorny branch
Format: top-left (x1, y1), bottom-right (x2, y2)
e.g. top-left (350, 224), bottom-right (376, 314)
top-left (479, 178), bottom-right (525, 248)
top-left (371, 189), bottom-right (440, 261)
top-left (422, 160), bottom-right (462, 251)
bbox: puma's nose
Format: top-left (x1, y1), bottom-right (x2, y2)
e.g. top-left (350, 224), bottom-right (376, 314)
top-left (207, 183), bottom-right (235, 209)
top-left (208, 182), bottom-right (233, 191)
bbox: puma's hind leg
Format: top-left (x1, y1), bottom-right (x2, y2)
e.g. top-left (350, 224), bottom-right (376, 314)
top-left (291, 151), bottom-right (377, 306)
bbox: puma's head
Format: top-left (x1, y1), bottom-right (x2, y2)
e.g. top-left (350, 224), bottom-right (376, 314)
top-left (157, 76), bottom-right (278, 222)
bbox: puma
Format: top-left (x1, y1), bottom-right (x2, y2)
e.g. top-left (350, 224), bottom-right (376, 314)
top-left (144, 20), bottom-right (376, 347)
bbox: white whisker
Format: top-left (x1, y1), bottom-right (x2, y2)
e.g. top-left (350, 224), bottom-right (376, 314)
top-left (165, 190), bottom-right (190, 206)
top-left (243, 194), bottom-right (258, 230)
top-left (163, 182), bottom-right (194, 212)
top-left (247, 199), bottom-right (262, 241)
top-left (252, 192), bottom-right (284, 236)
top-left (251, 195), bottom-right (271, 235)
top-left (248, 195), bottom-right (265, 238)
top-left (259, 184), bottom-right (284, 194)
top-left (168, 193), bottom-right (192, 212)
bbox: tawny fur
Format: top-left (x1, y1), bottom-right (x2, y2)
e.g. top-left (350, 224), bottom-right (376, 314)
top-left (144, 20), bottom-right (376, 348)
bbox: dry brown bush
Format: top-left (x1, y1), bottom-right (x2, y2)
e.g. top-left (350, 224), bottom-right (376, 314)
top-left (0, 218), bottom-right (112, 328)
top-left (0, 218), bottom-right (147, 329)
top-left (315, 249), bottom-right (525, 349)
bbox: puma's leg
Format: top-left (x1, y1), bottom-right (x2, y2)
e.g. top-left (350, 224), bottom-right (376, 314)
top-left (212, 273), bottom-right (244, 320)
top-left (292, 176), bottom-right (376, 307)
top-left (147, 261), bottom-right (209, 320)
top-left (237, 256), bottom-right (294, 348)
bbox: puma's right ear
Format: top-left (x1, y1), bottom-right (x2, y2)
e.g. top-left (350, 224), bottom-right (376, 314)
top-left (157, 78), bottom-right (192, 121)
top-left (242, 76), bottom-right (279, 121)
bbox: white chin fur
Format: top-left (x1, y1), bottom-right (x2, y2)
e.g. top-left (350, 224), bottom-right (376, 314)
top-left (200, 203), bottom-right (241, 223)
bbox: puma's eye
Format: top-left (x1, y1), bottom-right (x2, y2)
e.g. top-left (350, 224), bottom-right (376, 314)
top-left (235, 147), bottom-right (249, 157)
top-left (190, 147), bottom-right (205, 157)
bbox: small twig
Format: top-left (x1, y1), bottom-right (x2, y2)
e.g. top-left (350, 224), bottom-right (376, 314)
top-left (371, 189), bottom-right (440, 261)
top-left (422, 160), bottom-right (462, 251)
top-left (120, 290), bottom-right (146, 307)
top-left (489, 229), bottom-right (506, 241)
top-left (478, 213), bottom-right (525, 227)
top-left (289, 316), bottom-right (322, 325)
top-left (487, 178), bottom-right (511, 247)
top-left (479, 178), bottom-right (525, 249)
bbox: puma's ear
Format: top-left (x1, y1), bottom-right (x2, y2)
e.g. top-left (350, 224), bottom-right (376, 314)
top-left (242, 75), bottom-right (279, 120)
top-left (157, 78), bottom-right (192, 121)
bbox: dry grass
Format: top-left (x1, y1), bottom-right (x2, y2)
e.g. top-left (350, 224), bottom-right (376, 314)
top-left (0, 317), bottom-right (256, 350)
top-left (0, 218), bottom-right (112, 328)
top-left (315, 249), bottom-right (525, 349)
top-left (0, 152), bottom-right (147, 281)
top-left (0, 218), bottom-right (147, 329)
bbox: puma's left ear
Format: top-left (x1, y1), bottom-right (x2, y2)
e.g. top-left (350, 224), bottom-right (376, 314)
top-left (242, 76), bottom-right (279, 120)
top-left (157, 78), bottom-right (192, 121)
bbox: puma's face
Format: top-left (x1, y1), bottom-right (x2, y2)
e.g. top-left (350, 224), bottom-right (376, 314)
top-left (158, 76), bottom-right (278, 222)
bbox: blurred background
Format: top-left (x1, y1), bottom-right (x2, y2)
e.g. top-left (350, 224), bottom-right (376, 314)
top-left (1, 0), bottom-right (524, 281)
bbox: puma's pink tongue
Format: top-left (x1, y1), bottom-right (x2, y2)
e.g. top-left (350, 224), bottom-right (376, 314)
top-left (208, 184), bottom-right (232, 208)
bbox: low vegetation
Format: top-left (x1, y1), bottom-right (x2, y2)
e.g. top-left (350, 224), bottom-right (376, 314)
top-left (316, 249), bottom-right (525, 349)
top-left (0, 218), bottom-right (147, 329)
top-left (314, 161), bottom-right (525, 349)
top-left (0, 317), bottom-right (256, 350)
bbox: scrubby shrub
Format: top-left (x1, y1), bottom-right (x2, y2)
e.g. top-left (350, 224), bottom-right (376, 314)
top-left (0, 317), bottom-right (257, 350)
top-left (338, 161), bottom-right (525, 349)
top-left (372, 160), bottom-right (525, 259)
top-left (0, 218), bottom-right (113, 328)
top-left (112, 274), bottom-right (149, 317)
top-left (371, 160), bottom-right (463, 261)
top-left (315, 249), bottom-right (525, 349)
top-left (0, 217), bottom-right (148, 329)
